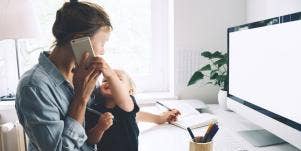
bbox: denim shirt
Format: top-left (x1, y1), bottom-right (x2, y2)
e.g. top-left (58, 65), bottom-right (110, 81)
top-left (15, 52), bottom-right (95, 151)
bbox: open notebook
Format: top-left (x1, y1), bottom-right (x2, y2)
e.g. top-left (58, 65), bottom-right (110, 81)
top-left (156, 101), bottom-right (218, 129)
top-left (138, 100), bottom-right (218, 132)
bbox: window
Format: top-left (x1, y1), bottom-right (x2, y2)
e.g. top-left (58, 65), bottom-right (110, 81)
top-left (0, 0), bottom-right (174, 98)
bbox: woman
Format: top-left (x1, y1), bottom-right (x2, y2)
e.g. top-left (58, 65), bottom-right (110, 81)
top-left (15, 1), bottom-right (115, 150)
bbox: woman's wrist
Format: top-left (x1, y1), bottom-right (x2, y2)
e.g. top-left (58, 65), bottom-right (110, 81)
top-left (73, 94), bottom-right (89, 105)
top-left (68, 98), bottom-right (88, 124)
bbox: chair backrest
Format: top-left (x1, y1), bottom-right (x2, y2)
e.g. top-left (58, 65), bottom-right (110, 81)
top-left (0, 122), bottom-right (26, 151)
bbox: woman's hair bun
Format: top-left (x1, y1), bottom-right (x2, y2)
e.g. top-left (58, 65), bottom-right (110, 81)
top-left (52, 1), bottom-right (112, 47)
top-left (70, 0), bottom-right (78, 3)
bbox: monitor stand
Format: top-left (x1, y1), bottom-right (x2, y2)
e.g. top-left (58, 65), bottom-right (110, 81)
top-left (238, 129), bottom-right (285, 147)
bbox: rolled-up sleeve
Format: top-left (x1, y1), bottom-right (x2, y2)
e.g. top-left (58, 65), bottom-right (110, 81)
top-left (63, 116), bottom-right (87, 148)
top-left (19, 86), bottom-right (89, 151)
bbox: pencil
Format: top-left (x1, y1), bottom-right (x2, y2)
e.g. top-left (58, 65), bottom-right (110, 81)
top-left (187, 127), bottom-right (195, 140)
top-left (86, 107), bottom-right (101, 116)
top-left (156, 101), bottom-right (172, 111)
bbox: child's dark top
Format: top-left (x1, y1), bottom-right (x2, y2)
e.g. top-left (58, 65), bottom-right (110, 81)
top-left (85, 95), bottom-right (140, 151)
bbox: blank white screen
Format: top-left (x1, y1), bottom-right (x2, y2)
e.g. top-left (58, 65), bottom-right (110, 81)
top-left (229, 20), bottom-right (301, 124)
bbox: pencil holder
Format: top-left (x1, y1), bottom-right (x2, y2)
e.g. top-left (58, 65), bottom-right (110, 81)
top-left (189, 140), bottom-right (213, 151)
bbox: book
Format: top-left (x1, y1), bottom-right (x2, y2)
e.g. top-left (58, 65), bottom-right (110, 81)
top-left (156, 101), bottom-right (218, 129)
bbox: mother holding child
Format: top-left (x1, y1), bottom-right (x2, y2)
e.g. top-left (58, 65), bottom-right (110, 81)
top-left (15, 1), bottom-right (180, 151)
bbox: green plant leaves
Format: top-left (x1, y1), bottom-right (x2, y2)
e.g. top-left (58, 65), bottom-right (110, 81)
top-left (188, 50), bottom-right (228, 90)
top-left (210, 69), bottom-right (218, 76)
top-left (218, 75), bottom-right (227, 82)
top-left (188, 71), bottom-right (204, 86)
top-left (211, 51), bottom-right (224, 58)
top-left (200, 64), bottom-right (211, 71)
top-left (210, 72), bottom-right (218, 80)
top-left (201, 51), bottom-right (225, 59)
top-left (201, 51), bottom-right (212, 59)
top-left (214, 58), bottom-right (227, 67)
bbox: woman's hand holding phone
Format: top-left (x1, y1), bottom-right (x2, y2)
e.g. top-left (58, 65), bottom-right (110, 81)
top-left (69, 52), bottom-right (101, 124)
top-left (73, 52), bottom-right (101, 104)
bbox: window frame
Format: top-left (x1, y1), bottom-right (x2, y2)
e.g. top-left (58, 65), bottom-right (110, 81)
top-left (0, 0), bottom-right (175, 101)
top-left (133, 0), bottom-right (175, 101)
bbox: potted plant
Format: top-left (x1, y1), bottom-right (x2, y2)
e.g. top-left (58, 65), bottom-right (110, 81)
top-left (187, 50), bottom-right (228, 109)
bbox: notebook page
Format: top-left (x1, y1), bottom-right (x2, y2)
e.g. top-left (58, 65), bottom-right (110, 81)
top-left (172, 113), bottom-right (218, 129)
top-left (156, 101), bottom-right (199, 117)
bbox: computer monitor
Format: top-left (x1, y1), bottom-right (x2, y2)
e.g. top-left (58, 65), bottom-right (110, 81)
top-left (227, 12), bottom-right (301, 149)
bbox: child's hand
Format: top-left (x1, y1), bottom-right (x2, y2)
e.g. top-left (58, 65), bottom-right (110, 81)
top-left (97, 112), bottom-right (114, 131)
top-left (158, 109), bottom-right (181, 124)
top-left (92, 57), bottom-right (115, 79)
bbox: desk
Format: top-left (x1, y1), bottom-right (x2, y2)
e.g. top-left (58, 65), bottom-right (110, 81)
top-left (138, 104), bottom-right (300, 151)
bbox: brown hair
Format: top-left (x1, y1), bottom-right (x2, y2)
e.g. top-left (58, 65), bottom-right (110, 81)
top-left (52, 1), bottom-right (112, 47)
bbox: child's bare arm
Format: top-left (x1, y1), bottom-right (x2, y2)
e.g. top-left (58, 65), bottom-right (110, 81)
top-left (136, 110), bottom-right (180, 124)
top-left (136, 111), bottom-right (162, 123)
top-left (106, 73), bottom-right (134, 112)
top-left (98, 58), bottom-right (134, 112)
top-left (87, 112), bottom-right (113, 144)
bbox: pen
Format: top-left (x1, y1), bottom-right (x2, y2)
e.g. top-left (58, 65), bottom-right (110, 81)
top-left (201, 123), bottom-right (214, 142)
top-left (187, 127), bottom-right (195, 140)
top-left (207, 127), bottom-right (219, 142)
top-left (86, 107), bottom-right (101, 116)
top-left (156, 101), bottom-right (172, 111)
top-left (87, 107), bottom-right (116, 123)
top-left (203, 124), bottom-right (219, 143)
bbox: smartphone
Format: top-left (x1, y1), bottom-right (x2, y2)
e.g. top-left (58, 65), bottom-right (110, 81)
top-left (70, 36), bottom-right (95, 64)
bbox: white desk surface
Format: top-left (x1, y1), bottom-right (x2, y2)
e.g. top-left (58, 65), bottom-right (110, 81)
top-left (138, 103), bottom-right (300, 151)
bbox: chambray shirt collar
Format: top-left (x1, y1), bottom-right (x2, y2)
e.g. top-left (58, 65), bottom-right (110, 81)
top-left (38, 51), bottom-right (66, 87)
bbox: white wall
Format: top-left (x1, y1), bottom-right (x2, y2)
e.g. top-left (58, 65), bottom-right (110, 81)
top-left (174, 0), bottom-right (301, 103)
top-left (247, 0), bottom-right (301, 22)
top-left (174, 0), bottom-right (246, 103)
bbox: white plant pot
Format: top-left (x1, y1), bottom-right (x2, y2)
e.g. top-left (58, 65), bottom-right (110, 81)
top-left (218, 89), bottom-right (227, 110)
